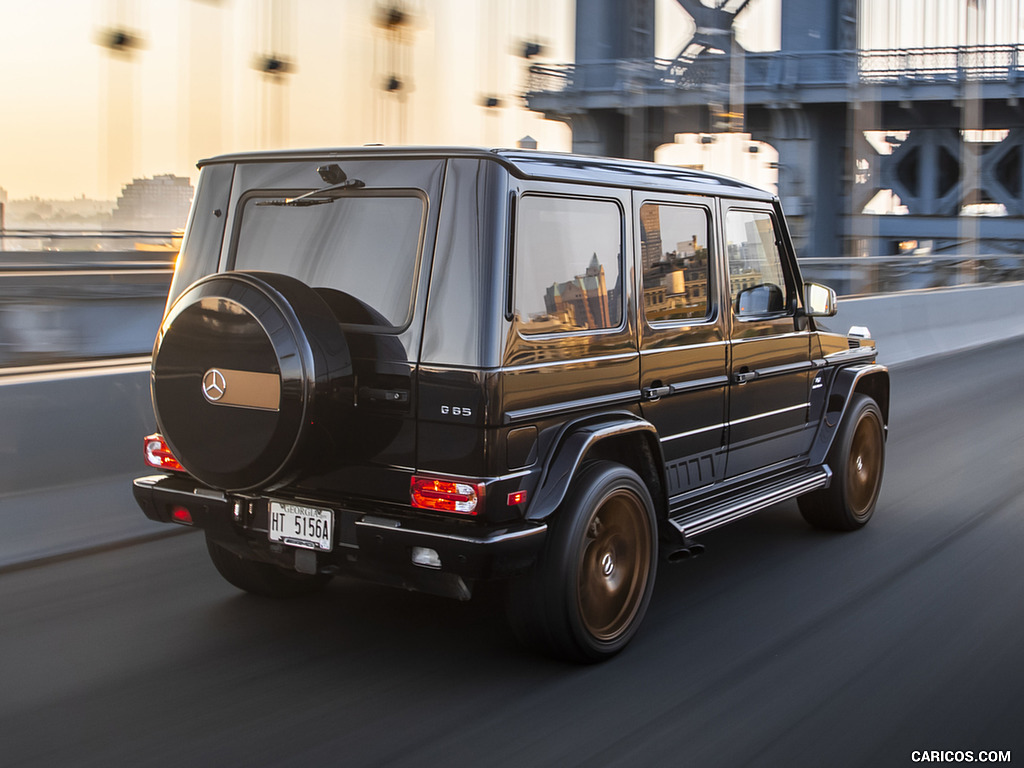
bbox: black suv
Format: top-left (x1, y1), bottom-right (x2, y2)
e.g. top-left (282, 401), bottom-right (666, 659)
top-left (133, 147), bottom-right (888, 662)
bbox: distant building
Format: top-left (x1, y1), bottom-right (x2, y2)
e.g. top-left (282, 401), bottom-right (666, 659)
top-left (111, 174), bottom-right (194, 231)
top-left (544, 253), bottom-right (614, 329)
top-left (639, 204), bottom-right (663, 271)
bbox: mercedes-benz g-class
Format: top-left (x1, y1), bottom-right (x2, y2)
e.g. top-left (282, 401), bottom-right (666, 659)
top-left (133, 147), bottom-right (889, 662)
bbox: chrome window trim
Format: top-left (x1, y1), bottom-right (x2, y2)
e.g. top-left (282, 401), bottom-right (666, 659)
top-left (639, 340), bottom-right (727, 356)
top-left (502, 351), bottom-right (639, 373)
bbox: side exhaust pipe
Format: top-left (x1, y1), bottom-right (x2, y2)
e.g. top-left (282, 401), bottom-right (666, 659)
top-left (665, 541), bottom-right (705, 563)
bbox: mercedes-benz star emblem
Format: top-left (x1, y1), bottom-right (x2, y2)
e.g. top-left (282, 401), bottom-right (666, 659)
top-left (202, 369), bottom-right (227, 402)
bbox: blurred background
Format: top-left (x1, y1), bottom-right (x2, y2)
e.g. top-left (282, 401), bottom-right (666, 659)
top-left (2, 0), bottom-right (1024, 369)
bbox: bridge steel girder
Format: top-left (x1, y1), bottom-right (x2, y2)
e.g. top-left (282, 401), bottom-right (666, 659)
top-left (528, 1), bottom-right (1024, 258)
top-left (844, 213), bottom-right (1024, 255)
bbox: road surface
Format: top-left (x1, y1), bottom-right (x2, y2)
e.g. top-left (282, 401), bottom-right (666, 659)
top-left (2, 339), bottom-right (1022, 767)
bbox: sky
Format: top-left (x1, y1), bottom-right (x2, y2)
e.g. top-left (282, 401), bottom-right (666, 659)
top-left (0, 0), bottom-right (579, 201)
top-left (0, 0), bottom-right (794, 202)
top-left (6, 0), bottom-right (1009, 203)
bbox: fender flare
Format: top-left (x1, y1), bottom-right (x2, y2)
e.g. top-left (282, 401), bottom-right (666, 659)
top-left (807, 363), bottom-right (890, 466)
top-left (525, 412), bottom-right (665, 522)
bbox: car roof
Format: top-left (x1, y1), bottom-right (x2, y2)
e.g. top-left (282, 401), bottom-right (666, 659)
top-left (199, 146), bottom-right (775, 201)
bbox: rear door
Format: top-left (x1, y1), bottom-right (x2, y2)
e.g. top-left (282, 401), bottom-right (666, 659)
top-left (722, 204), bottom-right (815, 478)
top-left (501, 186), bottom-right (639, 432)
top-left (635, 194), bottom-right (728, 497)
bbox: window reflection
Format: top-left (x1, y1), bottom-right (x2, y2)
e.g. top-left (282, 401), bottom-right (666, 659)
top-left (640, 204), bottom-right (711, 322)
top-left (725, 210), bottom-right (788, 316)
top-left (515, 197), bottom-right (622, 334)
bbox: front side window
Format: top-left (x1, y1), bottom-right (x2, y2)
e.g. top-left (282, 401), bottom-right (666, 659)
top-left (725, 210), bottom-right (789, 317)
top-left (639, 203), bottom-right (712, 323)
top-left (514, 196), bottom-right (622, 335)
top-left (233, 192), bottom-right (424, 329)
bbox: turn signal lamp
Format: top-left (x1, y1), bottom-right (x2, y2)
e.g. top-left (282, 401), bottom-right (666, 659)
top-left (144, 433), bottom-right (185, 472)
top-left (507, 490), bottom-right (528, 506)
top-left (410, 476), bottom-right (483, 515)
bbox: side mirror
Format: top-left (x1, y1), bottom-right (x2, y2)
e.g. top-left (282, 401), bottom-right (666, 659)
top-left (736, 283), bottom-right (785, 316)
top-left (804, 282), bottom-right (837, 317)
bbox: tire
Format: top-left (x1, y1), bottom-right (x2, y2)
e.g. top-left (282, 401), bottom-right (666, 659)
top-left (151, 271), bottom-right (353, 491)
top-left (799, 394), bottom-right (885, 531)
top-left (506, 461), bottom-right (657, 663)
top-left (205, 536), bottom-right (332, 598)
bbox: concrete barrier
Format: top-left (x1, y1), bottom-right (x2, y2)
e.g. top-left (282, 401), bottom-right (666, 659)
top-left (0, 365), bottom-right (154, 495)
top-left (0, 364), bottom-right (160, 569)
top-left (829, 283), bottom-right (1024, 366)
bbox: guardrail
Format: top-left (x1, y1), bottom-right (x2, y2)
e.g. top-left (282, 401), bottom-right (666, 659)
top-left (2, 239), bottom-right (1023, 369)
top-left (1, 242), bottom-right (174, 368)
top-left (798, 253), bottom-right (1024, 297)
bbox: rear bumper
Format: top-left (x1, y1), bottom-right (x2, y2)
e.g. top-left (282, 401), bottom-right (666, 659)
top-left (133, 474), bottom-right (547, 596)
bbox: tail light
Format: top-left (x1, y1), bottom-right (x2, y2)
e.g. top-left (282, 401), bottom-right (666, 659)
top-left (144, 433), bottom-right (185, 472)
top-left (410, 476), bottom-right (483, 515)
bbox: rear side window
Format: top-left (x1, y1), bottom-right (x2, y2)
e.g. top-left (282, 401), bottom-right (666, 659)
top-left (168, 163), bottom-right (233, 308)
top-left (233, 192), bottom-right (425, 329)
top-left (639, 203), bottom-right (712, 323)
top-left (725, 209), bottom-right (790, 317)
top-left (514, 196), bottom-right (622, 335)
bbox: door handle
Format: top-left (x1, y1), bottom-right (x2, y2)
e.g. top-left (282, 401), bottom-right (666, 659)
top-left (734, 370), bottom-right (758, 384)
top-left (642, 385), bottom-right (671, 401)
top-left (359, 386), bottom-right (409, 404)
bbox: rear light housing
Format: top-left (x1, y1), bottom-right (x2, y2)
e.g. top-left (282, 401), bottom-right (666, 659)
top-left (410, 476), bottom-right (484, 515)
top-left (144, 433), bottom-right (185, 472)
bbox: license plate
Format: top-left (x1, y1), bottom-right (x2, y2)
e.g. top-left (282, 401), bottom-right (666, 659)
top-left (268, 501), bottom-right (334, 551)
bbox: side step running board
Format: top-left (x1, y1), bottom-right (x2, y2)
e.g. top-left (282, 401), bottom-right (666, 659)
top-left (669, 466), bottom-right (832, 538)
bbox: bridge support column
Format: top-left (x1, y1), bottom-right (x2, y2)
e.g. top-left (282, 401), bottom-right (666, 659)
top-left (570, 109), bottom-right (664, 161)
top-left (753, 105), bottom-right (847, 258)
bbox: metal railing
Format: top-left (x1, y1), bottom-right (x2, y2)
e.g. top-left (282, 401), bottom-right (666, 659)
top-left (0, 230), bottom-right (179, 269)
top-left (527, 43), bottom-right (1024, 96)
top-left (2, 232), bottom-right (1023, 369)
top-left (799, 253), bottom-right (1024, 297)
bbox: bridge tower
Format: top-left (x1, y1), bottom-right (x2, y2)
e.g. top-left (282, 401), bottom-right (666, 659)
top-left (527, 0), bottom-right (1024, 259)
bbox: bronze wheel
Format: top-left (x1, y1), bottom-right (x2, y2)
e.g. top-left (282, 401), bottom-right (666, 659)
top-left (846, 403), bottom-right (884, 520)
top-left (577, 488), bottom-right (653, 643)
top-left (799, 394), bottom-right (885, 531)
top-left (506, 461), bottom-right (657, 663)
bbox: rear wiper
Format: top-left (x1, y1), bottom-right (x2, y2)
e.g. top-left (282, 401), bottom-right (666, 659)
top-left (256, 177), bottom-right (365, 207)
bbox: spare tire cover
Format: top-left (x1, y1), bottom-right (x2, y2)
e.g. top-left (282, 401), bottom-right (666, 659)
top-left (152, 271), bottom-right (353, 491)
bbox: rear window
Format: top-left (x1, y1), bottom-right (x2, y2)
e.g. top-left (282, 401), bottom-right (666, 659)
top-left (232, 191), bottom-right (425, 329)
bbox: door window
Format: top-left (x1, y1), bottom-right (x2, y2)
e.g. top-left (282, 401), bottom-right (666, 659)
top-left (639, 203), bottom-right (712, 323)
top-left (725, 210), bottom-right (790, 317)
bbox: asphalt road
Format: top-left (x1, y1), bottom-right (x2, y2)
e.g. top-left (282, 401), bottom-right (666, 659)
top-left (2, 339), bottom-right (1023, 768)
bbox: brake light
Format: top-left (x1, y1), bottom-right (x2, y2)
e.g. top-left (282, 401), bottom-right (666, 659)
top-left (144, 433), bottom-right (184, 472)
top-left (410, 476), bottom-right (483, 515)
